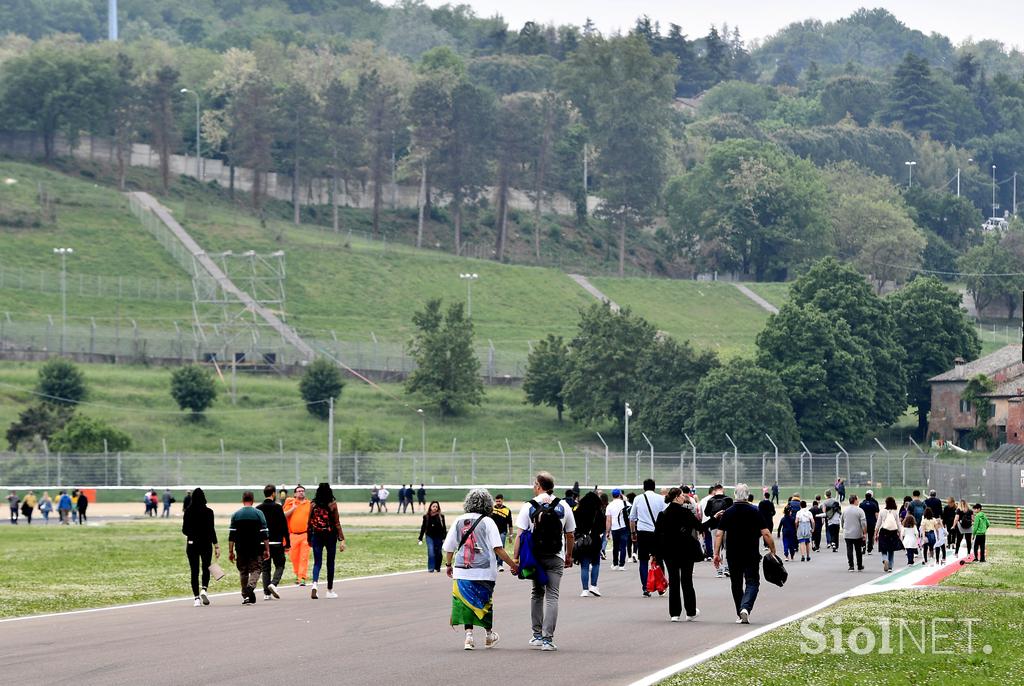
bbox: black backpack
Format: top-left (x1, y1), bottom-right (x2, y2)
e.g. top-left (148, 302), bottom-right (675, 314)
top-left (529, 498), bottom-right (564, 556)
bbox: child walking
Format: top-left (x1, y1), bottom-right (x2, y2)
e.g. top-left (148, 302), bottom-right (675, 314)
top-left (901, 515), bottom-right (920, 566)
top-left (921, 508), bottom-right (937, 565)
top-left (972, 503), bottom-right (991, 563)
top-left (934, 521), bottom-right (947, 564)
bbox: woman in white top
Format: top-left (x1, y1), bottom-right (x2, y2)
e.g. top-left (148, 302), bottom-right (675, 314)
top-left (795, 501), bottom-right (814, 562)
top-left (442, 488), bottom-right (519, 651)
top-left (874, 496), bottom-right (903, 573)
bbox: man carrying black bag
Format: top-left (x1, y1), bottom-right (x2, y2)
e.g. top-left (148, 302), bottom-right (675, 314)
top-left (714, 483), bottom-right (777, 625)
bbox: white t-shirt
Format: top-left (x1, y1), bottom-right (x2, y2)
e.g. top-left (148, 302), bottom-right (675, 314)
top-left (606, 499), bottom-right (627, 531)
top-left (515, 493), bottom-right (576, 561)
top-left (698, 494), bottom-right (713, 524)
top-left (378, 488), bottom-right (389, 501)
top-left (442, 513), bottom-right (503, 581)
top-left (795, 508), bottom-right (814, 528)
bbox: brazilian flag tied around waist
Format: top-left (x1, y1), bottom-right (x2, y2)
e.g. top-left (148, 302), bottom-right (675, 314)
top-left (451, 579), bottom-right (494, 629)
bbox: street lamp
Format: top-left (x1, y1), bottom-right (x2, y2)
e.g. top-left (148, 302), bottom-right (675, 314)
top-left (956, 158), bottom-right (973, 198)
top-left (53, 248), bottom-right (73, 354)
top-left (459, 273), bottom-right (479, 317)
top-left (905, 161), bottom-right (916, 188)
top-left (180, 88), bottom-right (201, 180)
top-left (624, 402), bottom-right (632, 461)
top-left (991, 164), bottom-right (998, 219)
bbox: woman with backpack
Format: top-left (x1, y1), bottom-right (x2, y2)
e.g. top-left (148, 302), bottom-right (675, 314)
top-left (419, 501), bottom-right (447, 573)
top-left (307, 482), bottom-right (345, 599)
top-left (442, 488), bottom-right (518, 650)
top-left (953, 500), bottom-right (973, 556)
top-left (654, 487), bottom-right (704, 622)
top-left (573, 491), bottom-right (606, 597)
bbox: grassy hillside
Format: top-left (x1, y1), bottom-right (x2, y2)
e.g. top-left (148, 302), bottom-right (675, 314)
top-left (590, 278), bottom-right (775, 357)
top-left (0, 360), bottom-right (606, 454)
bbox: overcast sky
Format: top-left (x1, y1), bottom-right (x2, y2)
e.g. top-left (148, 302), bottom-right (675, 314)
top-left (418, 1), bottom-right (1023, 49)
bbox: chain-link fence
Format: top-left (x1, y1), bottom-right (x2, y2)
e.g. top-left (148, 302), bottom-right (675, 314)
top-left (1, 450), bottom-right (942, 491)
top-left (0, 264), bottom-right (193, 302)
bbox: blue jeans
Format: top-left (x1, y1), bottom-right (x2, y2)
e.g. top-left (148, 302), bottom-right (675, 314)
top-left (310, 532), bottom-right (337, 588)
top-left (612, 528), bottom-right (629, 567)
top-left (882, 550), bottom-right (894, 569)
top-left (579, 555), bottom-right (600, 590)
top-left (426, 535), bottom-right (443, 572)
top-left (729, 558), bottom-right (760, 615)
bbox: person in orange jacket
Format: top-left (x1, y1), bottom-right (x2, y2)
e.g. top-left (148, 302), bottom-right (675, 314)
top-left (283, 484), bottom-right (312, 585)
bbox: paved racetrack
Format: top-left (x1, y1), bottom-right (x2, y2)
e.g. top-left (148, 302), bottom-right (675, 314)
top-left (0, 544), bottom-right (881, 685)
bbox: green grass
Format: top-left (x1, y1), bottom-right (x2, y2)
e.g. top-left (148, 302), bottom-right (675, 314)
top-left (659, 535), bottom-right (1024, 685)
top-left (589, 277), bottom-right (775, 357)
top-left (743, 282), bottom-right (792, 309)
top-left (0, 360), bottom-right (609, 454)
top-left (0, 521), bottom-right (421, 617)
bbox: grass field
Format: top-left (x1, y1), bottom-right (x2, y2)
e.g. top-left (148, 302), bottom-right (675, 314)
top-left (0, 360), bottom-right (608, 454)
top-left (743, 282), bottom-right (791, 310)
top-left (589, 278), bottom-right (775, 357)
top-left (0, 521), bottom-right (422, 618)
top-left (660, 535), bottom-right (1024, 685)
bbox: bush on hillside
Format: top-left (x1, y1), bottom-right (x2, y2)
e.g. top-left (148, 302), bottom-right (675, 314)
top-left (170, 365), bottom-right (217, 418)
top-left (49, 414), bottom-right (131, 453)
top-left (37, 358), bottom-right (86, 406)
top-left (299, 358), bottom-right (345, 420)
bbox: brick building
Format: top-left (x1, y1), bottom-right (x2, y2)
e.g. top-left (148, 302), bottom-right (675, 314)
top-left (927, 345), bottom-right (1024, 448)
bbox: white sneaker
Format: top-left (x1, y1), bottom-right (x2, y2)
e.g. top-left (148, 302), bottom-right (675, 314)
top-left (268, 583), bottom-right (280, 599)
top-left (739, 609), bottom-right (750, 624)
top-left (528, 636), bottom-right (544, 648)
top-left (670, 616), bottom-right (680, 622)
top-left (541, 640), bottom-right (558, 651)
top-left (687, 609), bottom-right (701, 621)
top-left (580, 590), bottom-right (590, 597)
top-left (193, 597), bottom-right (202, 607)
top-left (263, 594), bottom-right (272, 601)
top-left (589, 586), bottom-right (601, 597)
top-left (464, 632), bottom-right (475, 650)
top-left (200, 589), bottom-right (210, 606)
top-left (325, 590), bottom-right (338, 599)
top-left (310, 584), bottom-right (318, 599)
top-left (485, 631), bottom-right (500, 648)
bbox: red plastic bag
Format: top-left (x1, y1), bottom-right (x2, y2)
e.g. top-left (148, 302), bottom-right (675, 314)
top-left (646, 562), bottom-right (668, 594)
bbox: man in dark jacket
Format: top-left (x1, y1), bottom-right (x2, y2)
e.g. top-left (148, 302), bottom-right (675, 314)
top-left (257, 485), bottom-right (290, 601)
top-left (924, 490), bottom-right (943, 523)
top-left (860, 491), bottom-right (880, 554)
top-left (758, 493), bottom-right (776, 530)
top-left (230, 491), bottom-right (269, 605)
top-left (704, 485), bottom-right (733, 578)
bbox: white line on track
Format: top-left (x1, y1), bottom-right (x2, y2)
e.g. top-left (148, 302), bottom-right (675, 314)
top-left (0, 569), bottom-right (422, 625)
top-left (627, 554), bottom-right (970, 686)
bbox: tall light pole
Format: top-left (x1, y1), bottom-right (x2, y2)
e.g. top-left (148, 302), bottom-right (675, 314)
top-left (956, 158), bottom-right (974, 198)
top-left (992, 164), bottom-right (998, 219)
top-left (623, 402), bottom-right (632, 462)
top-left (180, 88), bottom-right (201, 180)
top-left (417, 408), bottom-right (426, 480)
top-left (905, 160), bottom-right (916, 188)
top-left (459, 273), bottom-right (478, 317)
top-left (54, 248), bottom-right (73, 354)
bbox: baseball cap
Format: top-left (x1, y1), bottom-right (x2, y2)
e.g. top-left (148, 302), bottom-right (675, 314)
top-left (612, 488), bottom-right (622, 497)
top-left (865, 489), bottom-right (873, 496)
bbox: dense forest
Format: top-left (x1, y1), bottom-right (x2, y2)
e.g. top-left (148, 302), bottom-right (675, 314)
top-left (2, 2), bottom-right (1024, 296)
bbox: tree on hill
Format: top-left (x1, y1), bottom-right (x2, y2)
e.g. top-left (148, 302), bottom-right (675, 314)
top-left (145, 64), bottom-right (181, 193)
top-left (788, 258), bottom-right (907, 430)
top-left (299, 358), bottom-right (345, 420)
top-left (632, 337), bottom-right (719, 445)
top-left (170, 365), bottom-right (217, 418)
top-left (6, 403), bottom-right (73, 451)
top-left (357, 68), bottom-right (405, 240)
top-left (889, 276), bottom-right (981, 438)
top-left (523, 334), bottom-right (570, 422)
top-left (880, 52), bottom-right (953, 141)
top-left (818, 75), bottom-right (883, 125)
top-left (687, 358), bottom-right (798, 453)
top-left (756, 302), bottom-right (874, 445)
top-left (563, 302), bottom-right (657, 428)
top-left (958, 234), bottom-right (1024, 319)
top-left (37, 358), bottom-right (86, 406)
top-left (50, 414), bottom-right (131, 453)
top-left (406, 299), bottom-right (483, 416)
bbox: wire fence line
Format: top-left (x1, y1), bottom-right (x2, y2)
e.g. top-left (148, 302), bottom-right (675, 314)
top-left (1, 451), bottom-right (948, 493)
top-left (0, 264), bottom-right (194, 302)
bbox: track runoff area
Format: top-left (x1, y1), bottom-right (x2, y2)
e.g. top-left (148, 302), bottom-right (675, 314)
top-left (0, 486), bottom-right (976, 686)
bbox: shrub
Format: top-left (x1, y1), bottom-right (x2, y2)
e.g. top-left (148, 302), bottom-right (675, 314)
top-left (299, 358), bottom-right (345, 420)
top-left (37, 358), bottom-right (86, 406)
top-left (50, 415), bottom-right (131, 453)
top-left (170, 365), bottom-right (217, 417)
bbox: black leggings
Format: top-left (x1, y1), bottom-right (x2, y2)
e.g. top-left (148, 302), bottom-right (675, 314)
top-left (187, 543), bottom-right (212, 597)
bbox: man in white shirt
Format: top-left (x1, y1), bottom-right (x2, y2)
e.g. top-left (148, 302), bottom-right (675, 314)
top-left (605, 489), bottom-right (629, 570)
top-left (513, 471), bottom-right (575, 652)
top-left (377, 486), bottom-right (389, 513)
top-left (629, 478), bottom-right (666, 597)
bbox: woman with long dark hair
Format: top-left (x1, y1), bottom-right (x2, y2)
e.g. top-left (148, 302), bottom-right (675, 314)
top-left (307, 482), bottom-right (345, 599)
top-left (574, 491), bottom-right (606, 597)
top-left (654, 487), bottom-right (704, 622)
top-left (874, 496), bottom-right (903, 573)
top-left (419, 500), bottom-right (447, 573)
top-left (181, 487), bottom-right (219, 606)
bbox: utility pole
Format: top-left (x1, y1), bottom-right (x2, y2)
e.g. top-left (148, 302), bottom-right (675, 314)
top-left (1014, 171), bottom-right (1018, 216)
top-left (54, 248), bottom-right (73, 355)
top-left (956, 167), bottom-right (961, 197)
top-left (624, 403), bottom-right (632, 462)
top-left (992, 164), bottom-right (998, 219)
top-left (327, 397), bottom-right (334, 484)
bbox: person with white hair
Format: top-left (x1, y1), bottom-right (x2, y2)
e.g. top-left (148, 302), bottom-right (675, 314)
top-left (443, 488), bottom-right (519, 651)
top-left (713, 483), bottom-right (777, 624)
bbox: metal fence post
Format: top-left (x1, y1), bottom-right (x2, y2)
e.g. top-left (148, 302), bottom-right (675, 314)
top-left (235, 452), bottom-right (241, 486)
top-left (117, 452), bottom-right (122, 486)
top-left (902, 452), bottom-right (907, 487)
top-left (354, 454), bottom-right (360, 485)
top-left (57, 452), bottom-right (62, 487)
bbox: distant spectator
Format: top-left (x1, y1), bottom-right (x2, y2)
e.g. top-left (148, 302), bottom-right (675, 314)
top-left (57, 490), bottom-right (72, 525)
top-left (182, 487), bottom-right (219, 606)
top-left (417, 484), bottom-right (427, 511)
top-left (419, 501), bottom-right (447, 572)
top-left (377, 485), bottom-right (390, 513)
top-left (76, 489), bottom-right (89, 525)
top-left (38, 492), bottom-right (53, 524)
top-left (162, 489), bottom-right (174, 518)
top-left (8, 490), bottom-right (20, 525)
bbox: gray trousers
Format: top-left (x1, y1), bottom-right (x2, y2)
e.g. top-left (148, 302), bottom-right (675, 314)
top-left (531, 555), bottom-right (564, 639)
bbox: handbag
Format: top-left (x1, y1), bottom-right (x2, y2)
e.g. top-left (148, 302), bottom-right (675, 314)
top-left (208, 562), bottom-right (226, 581)
top-left (646, 562), bottom-right (668, 593)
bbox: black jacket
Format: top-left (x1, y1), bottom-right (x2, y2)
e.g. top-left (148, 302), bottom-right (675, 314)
top-left (419, 513), bottom-right (447, 541)
top-left (654, 502), bottom-right (704, 563)
top-left (257, 499), bottom-right (291, 547)
top-left (757, 499), bottom-right (776, 529)
top-left (182, 505), bottom-right (218, 546)
top-left (924, 497), bottom-right (944, 520)
top-left (860, 497), bottom-right (880, 526)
